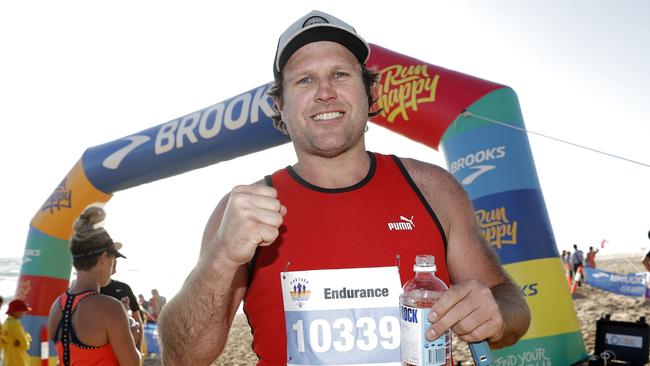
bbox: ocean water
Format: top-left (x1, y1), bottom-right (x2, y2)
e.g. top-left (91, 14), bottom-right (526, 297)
top-left (0, 257), bottom-right (21, 314)
top-left (0, 256), bottom-right (183, 310)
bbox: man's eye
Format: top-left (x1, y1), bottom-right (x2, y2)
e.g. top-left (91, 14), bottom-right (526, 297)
top-left (297, 77), bottom-right (312, 85)
top-left (333, 71), bottom-right (349, 79)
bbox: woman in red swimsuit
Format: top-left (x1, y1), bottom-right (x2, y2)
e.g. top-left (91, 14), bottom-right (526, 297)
top-left (47, 205), bottom-right (141, 366)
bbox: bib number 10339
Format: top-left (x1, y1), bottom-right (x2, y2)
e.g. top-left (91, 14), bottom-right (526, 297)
top-left (285, 308), bottom-right (401, 365)
top-left (291, 315), bottom-right (399, 352)
top-left (281, 267), bottom-right (403, 365)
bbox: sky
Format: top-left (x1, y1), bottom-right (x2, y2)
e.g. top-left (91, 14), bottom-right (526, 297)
top-left (1, 1), bottom-right (649, 298)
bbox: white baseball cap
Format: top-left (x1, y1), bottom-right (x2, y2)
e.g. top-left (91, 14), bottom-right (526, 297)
top-left (273, 10), bottom-right (370, 79)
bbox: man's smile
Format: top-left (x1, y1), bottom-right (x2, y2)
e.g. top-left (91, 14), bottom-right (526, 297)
top-left (312, 111), bottom-right (343, 121)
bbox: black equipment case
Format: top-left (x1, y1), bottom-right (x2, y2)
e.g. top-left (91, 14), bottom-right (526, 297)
top-left (593, 314), bottom-right (649, 366)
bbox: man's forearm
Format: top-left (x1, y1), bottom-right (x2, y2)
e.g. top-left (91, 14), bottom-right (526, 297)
top-left (490, 280), bottom-right (531, 349)
top-left (158, 261), bottom-right (241, 366)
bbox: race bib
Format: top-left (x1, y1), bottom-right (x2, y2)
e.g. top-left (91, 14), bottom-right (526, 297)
top-left (281, 266), bottom-right (402, 366)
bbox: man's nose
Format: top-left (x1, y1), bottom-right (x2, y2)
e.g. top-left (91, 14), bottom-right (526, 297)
top-left (314, 78), bottom-right (336, 103)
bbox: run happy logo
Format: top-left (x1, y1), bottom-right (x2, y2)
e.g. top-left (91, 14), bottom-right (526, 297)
top-left (377, 64), bottom-right (440, 123)
top-left (41, 178), bottom-right (72, 214)
top-left (289, 277), bottom-right (311, 308)
top-left (476, 206), bottom-right (518, 249)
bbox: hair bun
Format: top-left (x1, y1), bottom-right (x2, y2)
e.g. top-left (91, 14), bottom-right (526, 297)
top-left (73, 205), bottom-right (106, 241)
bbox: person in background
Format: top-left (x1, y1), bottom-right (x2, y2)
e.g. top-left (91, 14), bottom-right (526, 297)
top-left (159, 10), bottom-right (530, 365)
top-left (571, 244), bottom-right (584, 286)
top-left (138, 295), bottom-right (155, 323)
top-left (566, 250), bottom-right (574, 280)
top-left (100, 257), bottom-right (144, 349)
top-left (47, 205), bottom-right (141, 366)
top-left (1, 299), bottom-right (32, 366)
top-left (585, 246), bottom-right (599, 268)
top-left (137, 295), bottom-right (148, 313)
top-left (561, 250), bottom-right (573, 282)
top-left (148, 289), bottom-right (166, 322)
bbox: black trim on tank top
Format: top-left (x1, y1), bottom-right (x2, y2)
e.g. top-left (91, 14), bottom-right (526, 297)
top-left (263, 175), bottom-right (274, 187)
top-left (285, 151), bottom-right (376, 193)
top-left (390, 155), bottom-right (449, 254)
top-left (248, 251), bottom-right (260, 289)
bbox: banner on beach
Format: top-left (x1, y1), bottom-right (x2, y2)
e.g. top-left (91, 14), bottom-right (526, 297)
top-left (583, 268), bottom-right (648, 298)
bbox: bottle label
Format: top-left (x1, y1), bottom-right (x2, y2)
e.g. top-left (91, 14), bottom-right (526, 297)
top-left (281, 266), bottom-right (403, 365)
top-left (400, 305), bottom-right (447, 365)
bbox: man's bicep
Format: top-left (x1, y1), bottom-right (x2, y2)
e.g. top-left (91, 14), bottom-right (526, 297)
top-left (435, 172), bottom-right (508, 287)
top-left (446, 228), bottom-right (509, 287)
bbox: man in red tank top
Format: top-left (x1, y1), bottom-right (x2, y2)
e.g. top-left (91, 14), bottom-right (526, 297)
top-left (159, 10), bottom-right (531, 366)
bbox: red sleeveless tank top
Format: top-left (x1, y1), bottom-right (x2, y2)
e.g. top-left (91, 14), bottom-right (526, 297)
top-left (243, 152), bottom-right (449, 365)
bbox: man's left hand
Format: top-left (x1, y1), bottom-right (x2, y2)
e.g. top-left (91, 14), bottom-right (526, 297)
top-left (426, 279), bottom-right (505, 344)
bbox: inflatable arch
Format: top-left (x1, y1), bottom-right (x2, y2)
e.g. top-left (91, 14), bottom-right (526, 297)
top-left (18, 44), bottom-right (587, 365)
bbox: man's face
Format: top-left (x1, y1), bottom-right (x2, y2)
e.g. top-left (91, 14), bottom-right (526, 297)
top-left (277, 41), bottom-right (368, 158)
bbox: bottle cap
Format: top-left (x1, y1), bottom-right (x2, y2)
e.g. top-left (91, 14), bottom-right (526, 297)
top-left (413, 254), bottom-right (436, 272)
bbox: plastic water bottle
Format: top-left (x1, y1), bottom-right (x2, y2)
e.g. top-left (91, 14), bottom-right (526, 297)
top-left (400, 254), bottom-right (451, 366)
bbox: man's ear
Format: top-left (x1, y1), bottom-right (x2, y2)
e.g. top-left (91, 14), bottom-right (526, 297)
top-left (273, 97), bottom-right (283, 113)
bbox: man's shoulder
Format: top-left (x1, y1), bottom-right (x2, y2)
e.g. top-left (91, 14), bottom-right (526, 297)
top-left (392, 155), bottom-right (450, 179)
top-left (394, 155), bottom-right (464, 196)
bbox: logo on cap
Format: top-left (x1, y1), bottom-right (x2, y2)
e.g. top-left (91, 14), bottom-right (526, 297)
top-left (302, 16), bottom-right (329, 28)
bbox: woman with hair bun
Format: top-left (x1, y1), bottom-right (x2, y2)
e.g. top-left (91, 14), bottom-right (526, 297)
top-left (47, 205), bottom-right (141, 366)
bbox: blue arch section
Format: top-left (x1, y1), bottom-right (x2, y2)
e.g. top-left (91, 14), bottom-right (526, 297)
top-left (83, 84), bottom-right (290, 193)
top-left (473, 189), bottom-right (559, 264)
top-left (442, 124), bottom-right (542, 199)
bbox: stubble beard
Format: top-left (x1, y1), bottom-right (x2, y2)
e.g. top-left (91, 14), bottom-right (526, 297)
top-left (290, 119), bottom-right (367, 159)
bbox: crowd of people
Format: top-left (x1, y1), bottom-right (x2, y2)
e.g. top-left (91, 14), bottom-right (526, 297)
top-left (561, 244), bottom-right (601, 284)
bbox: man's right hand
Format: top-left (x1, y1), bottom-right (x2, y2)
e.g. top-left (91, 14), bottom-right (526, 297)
top-left (212, 184), bottom-right (286, 266)
top-left (159, 183), bottom-right (285, 366)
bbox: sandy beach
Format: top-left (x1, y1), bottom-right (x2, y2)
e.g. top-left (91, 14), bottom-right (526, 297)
top-left (146, 255), bottom-right (648, 365)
